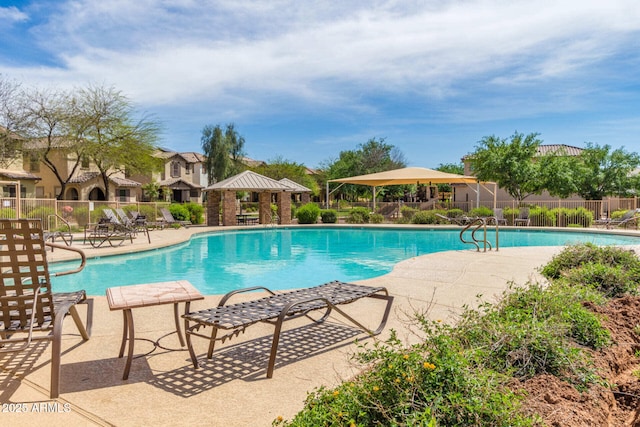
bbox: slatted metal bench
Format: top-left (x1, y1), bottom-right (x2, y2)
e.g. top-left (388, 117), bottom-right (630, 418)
top-left (183, 280), bottom-right (394, 378)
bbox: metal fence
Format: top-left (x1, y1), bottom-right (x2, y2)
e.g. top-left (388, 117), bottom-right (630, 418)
top-left (0, 198), bottom-right (176, 230)
top-left (321, 197), bottom-right (640, 228)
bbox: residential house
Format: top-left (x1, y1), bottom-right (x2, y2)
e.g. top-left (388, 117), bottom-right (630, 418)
top-left (143, 148), bottom-right (208, 203)
top-left (0, 126), bottom-right (41, 198)
top-left (21, 137), bottom-right (143, 201)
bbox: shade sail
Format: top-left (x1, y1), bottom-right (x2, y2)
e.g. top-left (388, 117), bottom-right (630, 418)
top-left (328, 167), bottom-right (478, 186)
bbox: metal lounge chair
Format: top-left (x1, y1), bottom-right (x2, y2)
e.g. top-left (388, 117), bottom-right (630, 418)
top-left (183, 280), bottom-right (393, 378)
top-left (0, 219), bottom-right (93, 399)
top-left (85, 208), bottom-right (135, 247)
top-left (160, 207), bottom-right (191, 228)
top-left (435, 213), bottom-right (472, 226)
top-left (492, 208), bottom-right (508, 226)
top-left (601, 209), bottom-right (640, 229)
top-left (115, 208), bottom-right (151, 243)
top-left (514, 207), bottom-right (530, 226)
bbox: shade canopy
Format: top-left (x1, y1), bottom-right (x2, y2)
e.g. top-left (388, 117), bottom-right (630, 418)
top-left (328, 167), bottom-right (477, 186)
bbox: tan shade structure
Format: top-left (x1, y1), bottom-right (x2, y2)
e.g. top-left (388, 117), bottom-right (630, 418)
top-left (327, 167), bottom-right (493, 210)
top-left (329, 167), bottom-right (477, 186)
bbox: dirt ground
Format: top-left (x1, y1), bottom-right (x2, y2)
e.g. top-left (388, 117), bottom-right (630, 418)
top-left (516, 295), bottom-right (640, 426)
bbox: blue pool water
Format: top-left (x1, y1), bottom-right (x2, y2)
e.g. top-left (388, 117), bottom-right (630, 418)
top-left (50, 227), bottom-right (640, 295)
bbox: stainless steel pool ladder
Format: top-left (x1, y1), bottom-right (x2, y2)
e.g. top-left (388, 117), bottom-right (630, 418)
top-left (460, 217), bottom-right (499, 252)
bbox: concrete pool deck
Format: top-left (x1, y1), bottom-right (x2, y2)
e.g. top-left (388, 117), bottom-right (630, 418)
top-left (2, 225), bottom-right (638, 426)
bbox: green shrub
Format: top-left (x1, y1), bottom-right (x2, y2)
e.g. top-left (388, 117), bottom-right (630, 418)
top-left (370, 213), bottom-right (384, 224)
top-left (320, 209), bottom-right (337, 223)
top-left (445, 208), bottom-right (464, 218)
top-left (25, 206), bottom-right (56, 221)
top-left (400, 205), bottom-right (417, 219)
top-left (0, 208), bottom-right (16, 219)
top-left (411, 210), bottom-right (438, 224)
top-left (469, 206), bottom-right (493, 218)
top-left (346, 207), bottom-right (370, 224)
top-left (296, 203), bottom-right (321, 224)
top-left (169, 204), bottom-right (190, 221)
top-left (72, 206), bottom-right (90, 226)
top-left (529, 206), bottom-right (556, 226)
top-left (553, 207), bottom-right (594, 227)
top-left (540, 243), bottom-right (640, 281)
top-left (184, 202), bottom-right (204, 224)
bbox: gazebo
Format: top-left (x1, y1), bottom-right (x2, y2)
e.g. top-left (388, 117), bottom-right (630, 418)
top-left (204, 170), bottom-right (293, 226)
top-left (279, 178), bottom-right (312, 204)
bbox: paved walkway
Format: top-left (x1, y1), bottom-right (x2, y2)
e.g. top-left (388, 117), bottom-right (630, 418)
top-left (0, 225), bottom-right (626, 426)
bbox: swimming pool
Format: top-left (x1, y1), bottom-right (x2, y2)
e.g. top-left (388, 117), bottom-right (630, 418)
top-left (50, 227), bottom-right (640, 295)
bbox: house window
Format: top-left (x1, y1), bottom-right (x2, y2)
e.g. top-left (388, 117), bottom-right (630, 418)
top-left (29, 154), bottom-right (40, 172)
top-left (185, 164), bottom-right (191, 175)
top-left (171, 162), bottom-right (181, 178)
top-left (118, 188), bottom-right (130, 202)
top-left (190, 189), bottom-right (199, 198)
top-left (36, 186), bottom-right (45, 198)
top-left (81, 156), bottom-right (90, 168)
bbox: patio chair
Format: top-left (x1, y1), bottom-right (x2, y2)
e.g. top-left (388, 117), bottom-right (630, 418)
top-left (435, 213), bottom-right (472, 226)
top-left (492, 208), bottom-right (508, 226)
top-left (116, 208), bottom-right (151, 243)
top-left (599, 209), bottom-right (640, 229)
top-left (160, 208), bottom-right (191, 228)
top-left (0, 219), bottom-right (93, 399)
top-left (514, 208), bottom-right (530, 226)
top-left (85, 209), bottom-right (135, 247)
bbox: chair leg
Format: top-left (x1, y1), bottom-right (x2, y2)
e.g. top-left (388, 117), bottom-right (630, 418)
top-left (50, 314), bottom-right (65, 399)
top-left (69, 299), bottom-right (93, 340)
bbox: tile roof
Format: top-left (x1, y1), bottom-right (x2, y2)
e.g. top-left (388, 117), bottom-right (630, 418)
top-left (536, 144), bottom-right (583, 156)
top-left (205, 170), bottom-right (291, 191)
top-left (0, 169), bottom-right (41, 180)
top-left (157, 178), bottom-right (203, 189)
top-left (69, 172), bottom-right (141, 187)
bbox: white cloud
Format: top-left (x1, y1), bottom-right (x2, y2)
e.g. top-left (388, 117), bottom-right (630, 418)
top-left (2, 0), bottom-right (640, 120)
top-left (0, 6), bottom-right (28, 25)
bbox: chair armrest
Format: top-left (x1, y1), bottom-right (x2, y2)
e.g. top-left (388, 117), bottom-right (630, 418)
top-left (218, 286), bottom-right (277, 306)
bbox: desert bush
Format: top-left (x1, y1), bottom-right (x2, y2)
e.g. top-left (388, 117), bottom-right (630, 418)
top-left (25, 206), bottom-right (56, 221)
top-left (346, 207), bottom-right (370, 224)
top-left (370, 213), bottom-right (384, 224)
top-left (184, 202), bottom-right (204, 224)
top-left (553, 207), bottom-right (594, 227)
top-left (469, 206), bottom-right (493, 218)
top-left (169, 204), bottom-right (190, 221)
top-left (529, 206), bottom-right (556, 226)
top-left (296, 203), bottom-right (321, 224)
top-left (411, 210), bottom-right (438, 224)
top-left (0, 208), bottom-right (16, 219)
top-left (320, 209), bottom-right (337, 223)
top-left (400, 205), bottom-right (417, 219)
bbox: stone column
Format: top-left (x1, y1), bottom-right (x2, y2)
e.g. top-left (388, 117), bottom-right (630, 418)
top-left (301, 193), bottom-right (310, 204)
top-left (259, 191), bottom-right (271, 224)
top-left (206, 191), bottom-right (220, 226)
top-left (223, 191), bottom-right (237, 226)
top-left (276, 191), bottom-right (291, 225)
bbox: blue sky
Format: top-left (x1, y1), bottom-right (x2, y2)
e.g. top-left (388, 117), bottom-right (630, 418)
top-left (1, 1), bottom-right (639, 169)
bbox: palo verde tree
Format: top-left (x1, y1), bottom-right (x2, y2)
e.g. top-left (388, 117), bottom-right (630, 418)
top-left (77, 85), bottom-right (161, 201)
top-left (19, 86), bottom-right (90, 199)
top-left (201, 123), bottom-right (246, 184)
top-left (468, 132), bottom-right (543, 203)
top-left (323, 137), bottom-right (407, 201)
top-left (573, 143), bottom-right (640, 199)
top-left (251, 156), bottom-right (320, 196)
top-left (0, 75), bottom-right (24, 168)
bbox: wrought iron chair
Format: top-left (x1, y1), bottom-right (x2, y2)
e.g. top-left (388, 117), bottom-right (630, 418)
top-left (0, 219), bottom-right (93, 399)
